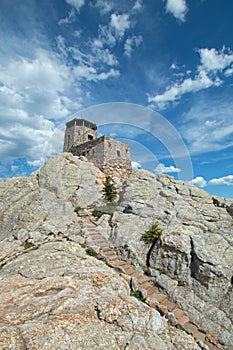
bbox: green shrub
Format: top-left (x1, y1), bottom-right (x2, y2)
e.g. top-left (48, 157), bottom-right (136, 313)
top-left (142, 222), bottom-right (163, 243)
top-left (86, 248), bottom-right (98, 257)
top-left (74, 206), bottom-right (81, 215)
top-left (92, 209), bottom-right (104, 219)
top-left (130, 291), bottom-right (146, 303)
top-left (62, 235), bottom-right (71, 241)
top-left (47, 231), bottom-right (54, 236)
top-left (102, 176), bottom-right (117, 202)
top-left (22, 241), bottom-right (34, 249)
top-left (178, 280), bottom-right (186, 287)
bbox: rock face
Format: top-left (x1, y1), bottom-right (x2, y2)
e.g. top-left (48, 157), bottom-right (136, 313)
top-left (0, 241), bottom-right (172, 349)
top-left (0, 154), bottom-right (232, 349)
top-left (109, 170), bottom-right (233, 347)
top-left (0, 153), bottom-right (103, 241)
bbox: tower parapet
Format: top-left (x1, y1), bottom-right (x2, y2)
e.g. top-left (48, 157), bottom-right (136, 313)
top-left (63, 118), bottom-right (97, 152)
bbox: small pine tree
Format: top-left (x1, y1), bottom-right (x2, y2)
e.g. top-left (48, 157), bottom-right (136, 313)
top-left (102, 176), bottom-right (117, 202)
top-left (142, 223), bottom-right (163, 243)
top-left (142, 222), bottom-right (163, 267)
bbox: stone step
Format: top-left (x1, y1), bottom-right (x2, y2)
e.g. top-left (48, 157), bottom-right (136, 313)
top-left (127, 270), bottom-right (140, 278)
top-left (137, 275), bottom-right (149, 284)
top-left (122, 265), bottom-right (136, 275)
top-left (147, 286), bottom-right (160, 297)
top-left (139, 281), bottom-right (153, 291)
top-left (101, 247), bottom-right (113, 253)
top-left (82, 218), bottom-right (223, 350)
top-left (160, 299), bottom-right (177, 312)
top-left (115, 260), bottom-right (129, 267)
top-left (182, 322), bottom-right (198, 336)
top-left (176, 313), bottom-right (190, 327)
top-left (156, 303), bottom-right (168, 315)
top-left (151, 293), bottom-right (168, 304)
top-left (91, 239), bottom-right (109, 245)
top-left (86, 231), bottom-right (99, 235)
top-left (194, 330), bottom-right (206, 344)
top-left (101, 250), bottom-right (116, 256)
top-left (204, 342), bottom-right (217, 350)
top-left (104, 256), bottom-right (118, 263)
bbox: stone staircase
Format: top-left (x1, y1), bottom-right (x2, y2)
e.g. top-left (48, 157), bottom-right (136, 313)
top-left (80, 214), bottom-right (225, 350)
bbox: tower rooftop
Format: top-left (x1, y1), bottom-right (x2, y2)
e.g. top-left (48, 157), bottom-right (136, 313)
top-left (66, 118), bottom-right (97, 130)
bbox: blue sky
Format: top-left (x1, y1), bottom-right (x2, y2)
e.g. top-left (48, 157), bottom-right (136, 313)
top-left (0, 0), bottom-right (233, 198)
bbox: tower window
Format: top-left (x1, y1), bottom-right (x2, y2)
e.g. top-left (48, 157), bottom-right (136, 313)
top-left (117, 150), bottom-right (121, 157)
top-left (88, 134), bottom-right (94, 140)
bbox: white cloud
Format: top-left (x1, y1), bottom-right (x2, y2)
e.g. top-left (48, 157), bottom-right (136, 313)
top-left (154, 163), bottom-right (181, 174)
top-left (133, 0), bottom-right (143, 11)
top-left (132, 161), bottom-right (142, 169)
top-left (224, 67), bottom-right (233, 77)
top-left (190, 176), bottom-right (207, 188)
top-left (98, 25), bottom-right (117, 47)
top-left (149, 69), bottom-right (221, 109)
top-left (209, 175), bottom-right (233, 186)
top-left (198, 47), bottom-right (233, 73)
top-left (148, 46), bottom-right (233, 110)
top-left (94, 0), bottom-right (113, 15)
top-left (110, 13), bottom-right (131, 38)
top-left (181, 98), bottom-right (233, 154)
top-left (0, 48), bottom-right (82, 165)
top-left (124, 35), bottom-right (143, 57)
top-left (190, 175), bottom-right (233, 188)
top-left (165, 0), bottom-right (188, 22)
top-left (74, 65), bottom-right (119, 81)
top-left (0, 49), bottom-right (72, 118)
top-left (65, 0), bottom-right (85, 12)
top-left (59, 8), bottom-right (76, 25)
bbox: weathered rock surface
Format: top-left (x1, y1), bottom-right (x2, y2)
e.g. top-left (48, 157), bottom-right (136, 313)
top-left (107, 170), bottom-right (233, 348)
top-left (0, 241), bottom-right (168, 349)
top-left (0, 154), bottom-right (232, 349)
top-left (0, 153), bottom-right (103, 241)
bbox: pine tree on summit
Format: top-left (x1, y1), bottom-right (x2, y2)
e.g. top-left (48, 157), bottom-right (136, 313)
top-left (102, 176), bottom-right (117, 202)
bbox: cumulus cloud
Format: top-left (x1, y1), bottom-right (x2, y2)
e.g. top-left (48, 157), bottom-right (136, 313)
top-left (65, 0), bottom-right (85, 12)
top-left (198, 47), bottom-right (233, 73)
top-left (154, 163), bottom-right (181, 174)
top-left (190, 175), bottom-right (233, 188)
top-left (124, 35), bottom-right (143, 57)
top-left (110, 13), bottom-right (131, 38)
top-left (0, 49), bottom-right (73, 118)
top-left (148, 46), bottom-right (233, 110)
top-left (165, 0), bottom-right (188, 22)
top-left (209, 175), bottom-right (233, 186)
top-left (0, 48), bottom-right (81, 166)
top-left (190, 176), bottom-right (207, 188)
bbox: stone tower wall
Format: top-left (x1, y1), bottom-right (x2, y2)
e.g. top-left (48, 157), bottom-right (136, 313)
top-left (63, 119), bottom-right (97, 152)
top-left (69, 136), bottom-right (132, 182)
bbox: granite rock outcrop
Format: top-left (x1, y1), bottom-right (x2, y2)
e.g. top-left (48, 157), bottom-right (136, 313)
top-left (0, 154), bottom-right (232, 349)
top-left (108, 170), bottom-right (233, 347)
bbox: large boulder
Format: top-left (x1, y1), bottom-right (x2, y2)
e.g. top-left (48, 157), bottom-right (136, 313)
top-left (0, 153), bottom-right (103, 239)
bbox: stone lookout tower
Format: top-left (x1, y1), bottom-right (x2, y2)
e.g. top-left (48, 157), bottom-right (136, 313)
top-left (63, 118), bottom-right (132, 181)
